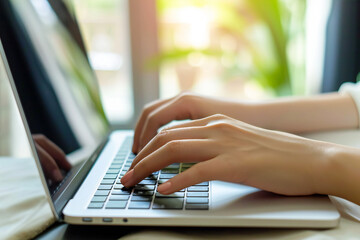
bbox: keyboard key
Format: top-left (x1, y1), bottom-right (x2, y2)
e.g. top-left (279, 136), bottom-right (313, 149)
top-left (98, 185), bottom-right (112, 190)
top-left (185, 204), bottom-right (209, 210)
top-left (113, 160), bottom-right (125, 164)
top-left (182, 163), bottom-right (195, 167)
top-left (187, 192), bottom-right (209, 197)
top-left (131, 196), bottom-right (153, 201)
top-left (128, 201), bottom-right (151, 209)
top-left (157, 179), bottom-right (167, 184)
top-left (186, 198), bottom-right (208, 204)
top-left (88, 202), bottom-right (104, 209)
top-left (122, 167), bottom-right (130, 171)
top-left (109, 164), bottom-right (122, 169)
top-left (145, 175), bottom-right (158, 180)
top-left (105, 201), bottom-right (127, 209)
top-left (104, 174), bottom-right (118, 179)
top-left (94, 190), bottom-right (110, 196)
top-left (134, 190), bottom-right (154, 196)
top-left (101, 179), bottom-right (115, 185)
top-left (187, 186), bottom-right (209, 192)
top-left (139, 179), bottom-right (156, 185)
top-left (134, 185), bottom-right (155, 191)
top-left (114, 158), bottom-right (125, 161)
top-left (113, 184), bottom-right (125, 189)
top-left (109, 195), bottom-right (130, 201)
top-left (155, 192), bottom-right (184, 198)
top-left (153, 198), bottom-right (184, 209)
top-left (91, 196), bottom-right (107, 202)
top-left (107, 169), bottom-right (120, 174)
top-left (195, 182), bottom-right (209, 186)
top-left (159, 174), bottom-right (177, 179)
top-left (165, 163), bottom-right (180, 169)
top-left (111, 190), bottom-right (131, 195)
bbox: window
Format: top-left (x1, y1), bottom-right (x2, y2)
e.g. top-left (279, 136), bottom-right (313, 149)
top-left (71, 0), bottom-right (331, 127)
top-left (156, 0), bottom-right (307, 100)
top-left (72, 0), bottom-right (134, 124)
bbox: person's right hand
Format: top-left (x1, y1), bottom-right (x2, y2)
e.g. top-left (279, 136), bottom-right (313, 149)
top-left (124, 114), bottom-right (342, 198)
top-left (132, 93), bottom-right (252, 153)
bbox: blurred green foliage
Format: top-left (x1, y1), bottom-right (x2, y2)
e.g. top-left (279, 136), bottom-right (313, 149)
top-left (155, 0), bottom-right (306, 96)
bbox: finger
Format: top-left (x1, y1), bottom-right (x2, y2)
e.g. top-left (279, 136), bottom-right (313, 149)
top-left (121, 139), bottom-right (218, 187)
top-left (138, 98), bottom-right (198, 152)
top-left (157, 159), bottom-right (219, 194)
top-left (35, 143), bottom-right (64, 182)
top-left (133, 98), bottom-right (174, 153)
top-left (34, 136), bottom-right (71, 170)
top-left (163, 114), bottom-right (227, 131)
top-left (130, 126), bottom-right (210, 170)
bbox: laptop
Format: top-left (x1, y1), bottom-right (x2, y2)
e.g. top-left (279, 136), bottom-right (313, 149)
top-left (0, 0), bottom-right (340, 228)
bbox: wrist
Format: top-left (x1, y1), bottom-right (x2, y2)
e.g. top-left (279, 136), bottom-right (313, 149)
top-left (315, 144), bottom-right (360, 204)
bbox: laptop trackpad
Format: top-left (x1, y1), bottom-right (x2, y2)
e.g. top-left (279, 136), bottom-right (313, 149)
top-left (211, 181), bottom-right (337, 218)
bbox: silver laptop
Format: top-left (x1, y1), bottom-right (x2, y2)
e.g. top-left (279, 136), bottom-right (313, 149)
top-left (0, 0), bottom-right (340, 228)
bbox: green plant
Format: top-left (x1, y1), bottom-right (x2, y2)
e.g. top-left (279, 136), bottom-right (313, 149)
top-left (154, 0), bottom-right (306, 96)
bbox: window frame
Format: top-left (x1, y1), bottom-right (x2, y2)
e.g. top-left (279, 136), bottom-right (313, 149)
top-left (112, 0), bottom-right (160, 130)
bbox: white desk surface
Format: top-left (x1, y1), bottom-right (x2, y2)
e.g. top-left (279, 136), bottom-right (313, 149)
top-left (1, 129), bottom-right (360, 240)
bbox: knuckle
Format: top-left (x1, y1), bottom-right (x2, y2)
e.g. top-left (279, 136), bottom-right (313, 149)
top-left (155, 129), bottom-right (169, 145)
top-left (143, 102), bottom-right (152, 110)
top-left (147, 113), bottom-right (157, 126)
top-left (38, 134), bottom-right (46, 139)
top-left (207, 121), bottom-right (233, 132)
top-left (212, 113), bottom-right (227, 120)
top-left (176, 92), bottom-right (193, 104)
top-left (141, 107), bottom-right (151, 118)
top-left (34, 134), bottom-right (47, 144)
top-left (35, 134), bottom-right (45, 140)
top-left (165, 140), bottom-right (180, 153)
top-left (217, 122), bottom-right (232, 130)
top-left (143, 100), bottom-right (158, 111)
top-left (178, 91), bottom-right (193, 98)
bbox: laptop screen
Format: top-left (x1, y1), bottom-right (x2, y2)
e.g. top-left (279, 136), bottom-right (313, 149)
top-left (1, 0), bottom-right (110, 197)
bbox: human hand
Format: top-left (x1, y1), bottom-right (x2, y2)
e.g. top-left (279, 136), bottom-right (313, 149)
top-left (122, 114), bottom-right (335, 196)
top-left (33, 134), bottom-right (72, 183)
top-left (132, 93), bottom-right (252, 154)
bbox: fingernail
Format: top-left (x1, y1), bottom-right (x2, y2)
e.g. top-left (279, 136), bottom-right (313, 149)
top-left (121, 169), bottom-right (134, 185)
top-left (52, 170), bottom-right (63, 182)
top-left (157, 181), bottom-right (172, 194)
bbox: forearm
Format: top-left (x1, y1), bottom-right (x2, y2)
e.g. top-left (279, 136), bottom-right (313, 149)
top-left (197, 93), bottom-right (359, 133)
top-left (258, 93), bottom-right (358, 133)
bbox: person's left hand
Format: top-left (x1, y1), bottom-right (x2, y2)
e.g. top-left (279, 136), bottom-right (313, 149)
top-left (33, 134), bottom-right (72, 183)
top-left (121, 114), bottom-right (336, 197)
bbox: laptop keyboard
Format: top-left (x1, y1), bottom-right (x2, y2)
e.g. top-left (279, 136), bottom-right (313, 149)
top-left (88, 136), bottom-right (210, 210)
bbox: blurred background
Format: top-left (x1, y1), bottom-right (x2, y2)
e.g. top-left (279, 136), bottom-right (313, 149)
top-left (70, 0), bottom-right (329, 125)
top-left (1, 0), bottom-right (360, 157)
